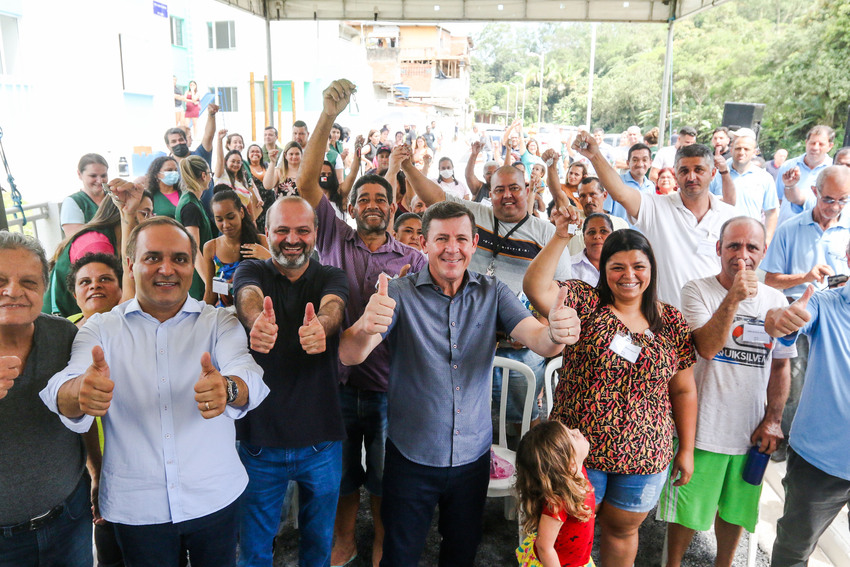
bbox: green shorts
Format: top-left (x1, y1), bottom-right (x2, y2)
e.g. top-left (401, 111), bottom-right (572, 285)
top-left (656, 447), bottom-right (763, 533)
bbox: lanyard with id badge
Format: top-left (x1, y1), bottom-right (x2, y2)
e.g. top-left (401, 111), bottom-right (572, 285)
top-left (486, 214), bottom-right (530, 276)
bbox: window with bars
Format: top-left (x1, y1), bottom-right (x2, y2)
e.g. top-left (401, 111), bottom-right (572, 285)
top-left (170, 16), bottom-right (184, 47)
top-left (207, 21), bottom-right (236, 49)
top-left (209, 87), bottom-right (238, 112)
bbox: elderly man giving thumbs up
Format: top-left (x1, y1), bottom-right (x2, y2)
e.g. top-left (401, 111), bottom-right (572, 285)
top-left (41, 216), bottom-right (268, 567)
top-left (233, 195), bottom-right (349, 567)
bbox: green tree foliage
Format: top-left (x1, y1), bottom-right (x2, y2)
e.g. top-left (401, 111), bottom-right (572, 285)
top-left (470, 0), bottom-right (847, 154)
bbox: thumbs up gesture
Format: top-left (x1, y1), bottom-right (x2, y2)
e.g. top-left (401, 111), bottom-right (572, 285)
top-left (299, 302), bottom-right (327, 355)
top-left (78, 346), bottom-right (114, 417)
top-left (547, 286), bottom-right (581, 345)
top-left (766, 285), bottom-right (814, 337)
top-left (729, 258), bottom-right (759, 302)
top-left (361, 273), bottom-right (396, 335)
top-left (0, 355), bottom-right (22, 400)
top-left (250, 296), bottom-right (279, 353)
top-left (194, 352), bottom-right (226, 419)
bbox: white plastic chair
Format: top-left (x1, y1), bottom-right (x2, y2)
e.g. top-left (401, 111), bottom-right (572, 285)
top-left (488, 356), bottom-right (536, 542)
top-left (542, 358), bottom-right (562, 419)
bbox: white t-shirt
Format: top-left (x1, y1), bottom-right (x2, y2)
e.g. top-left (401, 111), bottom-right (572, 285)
top-left (652, 145), bottom-right (677, 170)
top-left (631, 192), bottom-right (737, 309)
top-left (680, 277), bottom-right (796, 454)
top-left (437, 178), bottom-right (471, 200)
top-left (60, 196), bottom-right (86, 225)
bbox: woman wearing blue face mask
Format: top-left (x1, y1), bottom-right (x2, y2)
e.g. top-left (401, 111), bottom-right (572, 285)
top-left (146, 156), bottom-right (182, 218)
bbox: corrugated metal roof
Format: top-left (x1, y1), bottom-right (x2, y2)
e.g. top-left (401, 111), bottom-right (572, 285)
top-left (214, 0), bottom-right (731, 23)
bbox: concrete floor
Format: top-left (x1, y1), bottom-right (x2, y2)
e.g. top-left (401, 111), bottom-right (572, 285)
top-left (271, 491), bottom-right (771, 566)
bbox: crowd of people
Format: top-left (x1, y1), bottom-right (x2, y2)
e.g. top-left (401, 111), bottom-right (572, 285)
top-left (3, 76), bottom-right (850, 567)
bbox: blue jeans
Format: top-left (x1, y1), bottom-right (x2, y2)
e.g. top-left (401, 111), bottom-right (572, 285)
top-left (380, 440), bottom-right (490, 567)
top-left (339, 383), bottom-right (387, 496)
top-left (238, 440), bottom-right (342, 567)
top-left (493, 347), bottom-right (546, 422)
top-left (113, 500), bottom-right (238, 567)
top-left (0, 474), bottom-right (92, 567)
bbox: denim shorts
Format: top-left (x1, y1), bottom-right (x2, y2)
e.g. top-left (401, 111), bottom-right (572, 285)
top-left (586, 467), bottom-right (668, 513)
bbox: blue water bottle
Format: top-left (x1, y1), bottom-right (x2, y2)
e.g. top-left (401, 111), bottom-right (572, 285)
top-left (742, 445), bottom-right (770, 485)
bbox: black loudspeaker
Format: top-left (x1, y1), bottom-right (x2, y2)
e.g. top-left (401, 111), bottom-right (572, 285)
top-left (722, 102), bottom-right (766, 138)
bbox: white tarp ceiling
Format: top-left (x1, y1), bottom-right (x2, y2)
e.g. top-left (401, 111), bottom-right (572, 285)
top-left (214, 0), bottom-right (732, 23)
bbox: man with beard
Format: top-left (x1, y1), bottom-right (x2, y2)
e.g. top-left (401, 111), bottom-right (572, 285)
top-left (297, 79), bottom-right (427, 566)
top-left (573, 132), bottom-right (736, 309)
top-left (233, 196), bottom-right (349, 566)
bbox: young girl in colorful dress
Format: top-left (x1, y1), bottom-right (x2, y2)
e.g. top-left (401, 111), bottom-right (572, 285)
top-left (515, 420), bottom-right (596, 567)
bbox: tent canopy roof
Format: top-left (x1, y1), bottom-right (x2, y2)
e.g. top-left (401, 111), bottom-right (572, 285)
top-left (214, 0), bottom-right (731, 24)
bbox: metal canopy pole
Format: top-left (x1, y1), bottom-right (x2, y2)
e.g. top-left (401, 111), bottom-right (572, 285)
top-left (658, 19), bottom-right (675, 145)
top-left (265, 1), bottom-right (274, 130)
top-left (585, 22), bottom-right (597, 129)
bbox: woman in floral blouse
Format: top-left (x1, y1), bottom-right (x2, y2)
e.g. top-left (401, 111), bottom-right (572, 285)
top-left (524, 206), bottom-right (698, 567)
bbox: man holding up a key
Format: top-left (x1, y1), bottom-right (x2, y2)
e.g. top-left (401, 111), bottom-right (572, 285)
top-left (233, 195), bottom-right (349, 567)
top-left (339, 200), bottom-right (580, 566)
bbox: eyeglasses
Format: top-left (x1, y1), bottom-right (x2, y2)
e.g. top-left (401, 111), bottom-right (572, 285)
top-left (491, 185), bottom-right (525, 196)
top-left (820, 196), bottom-right (850, 206)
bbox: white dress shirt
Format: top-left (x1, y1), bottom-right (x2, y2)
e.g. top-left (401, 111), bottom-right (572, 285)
top-left (41, 297), bottom-right (268, 525)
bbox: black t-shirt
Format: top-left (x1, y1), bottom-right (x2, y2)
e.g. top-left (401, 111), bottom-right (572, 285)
top-left (473, 182), bottom-right (490, 203)
top-left (233, 258), bottom-right (349, 448)
top-left (179, 201), bottom-right (204, 228)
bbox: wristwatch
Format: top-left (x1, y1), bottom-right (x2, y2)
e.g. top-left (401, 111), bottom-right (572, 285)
top-left (224, 376), bottom-right (239, 404)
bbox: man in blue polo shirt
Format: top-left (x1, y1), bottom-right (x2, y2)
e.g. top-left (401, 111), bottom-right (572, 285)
top-left (761, 165), bottom-right (850, 460)
top-left (339, 201), bottom-right (580, 566)
top-left (605, 142), bottom-right (654, 222)
top-left (775, 125), bottom-right (834, 226)
top-left (764, 240), bottom-right (850, 566)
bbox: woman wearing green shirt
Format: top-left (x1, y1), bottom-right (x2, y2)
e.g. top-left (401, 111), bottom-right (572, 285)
top-left (176, 156), bottom-right (213, 300)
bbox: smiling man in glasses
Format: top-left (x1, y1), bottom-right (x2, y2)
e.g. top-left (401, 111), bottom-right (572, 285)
top-left (760, 164), bottom-right (850, 461)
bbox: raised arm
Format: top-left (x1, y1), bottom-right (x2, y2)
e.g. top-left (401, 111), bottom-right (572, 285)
top-left (522, 207), bottom-right (579, 318)
top-left (466, 141), bottom-right (485, 197)
top-left (200, 104), bottom-right (219, 152)
top-left (400, 151), bottom-right (446, 207)
top-left (572, 130), bottom-right (641, 219)
top-left (214, 129), bottom-right (227, 178)
top-left (106, 178), bottom-right (144, 301)
top-left (262, 149), bottom-right (280, 190)
top-left (338, 143), bottom-right (361, 205)
top-left (541, 149), bottom-right (573, 210)
top-left (779, 167), bottom-right (807, 206)
top-left (714, 149), bottom-right (736, 205)
top-left (297, 79), bottom-right (356, 209)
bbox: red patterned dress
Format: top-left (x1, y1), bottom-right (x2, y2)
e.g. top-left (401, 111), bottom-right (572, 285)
top-left (549, 280), bottom-right (696, 475)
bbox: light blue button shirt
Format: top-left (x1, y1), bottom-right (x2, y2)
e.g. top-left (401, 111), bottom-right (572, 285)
top-left (778, 284), bottom-right (850, 481)
top-left (41, 298), bottom-right (268, 525)
top-left (605, 172), bottom-right (654, 223)
top-left (775, 155), bottom-right (832, 226)
top-left (722, 161), bottom-right (779, 220)
top-left (760, 209), bottom-right (850, 299)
